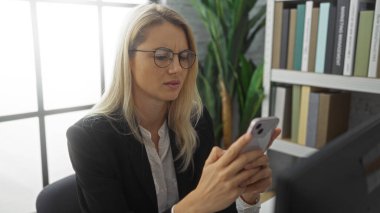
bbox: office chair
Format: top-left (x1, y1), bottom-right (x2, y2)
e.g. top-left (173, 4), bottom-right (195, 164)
top-left (36, 174), bottom-right (81, 213)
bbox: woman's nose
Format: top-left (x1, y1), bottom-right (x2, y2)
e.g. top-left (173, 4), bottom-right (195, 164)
top-left (168, 55), bottom-right (182, 74)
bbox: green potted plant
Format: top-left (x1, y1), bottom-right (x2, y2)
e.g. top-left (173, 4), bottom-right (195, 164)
top-left (191, 0), bottom-right (266, 147)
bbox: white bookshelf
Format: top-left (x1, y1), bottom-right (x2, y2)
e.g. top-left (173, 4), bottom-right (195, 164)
top-left (271, 69), bottom-right (380, 94)
top-left (270, 139), bottom-right (317, 158)
top-left (262, 0), bottom-right (380, 157)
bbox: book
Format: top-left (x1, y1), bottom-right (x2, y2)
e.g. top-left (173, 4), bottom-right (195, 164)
top-left (343, 0), bottom-right (360, 76)
top-left (306, 92), bottom-right (320, 148)
top-left (287, 8), bottom-right (297, 70)
top-left (378, 52), bottom-right (380, 77)
top-left (291, 85), bottom-right (301, 143)
top-left (294, 3), bottom-right (306, 71)
top-left (298, 87), bottom-right (324, 146)
top-left (273, 86), bottom-right (292, 139)
top-left (280, 8), bottom-right (290, 69)
top-left (315, 2), bottom-right (331, 74)
top-left (368, 0), bottom-right (380, 78)
top-left (301, 1), bottom-right (314, 72)
top-left (297, 86), bottom-right (311, 145)
top-left (270, 86), bottom-right (277, 117)
top-left (332, 0), bottom-right (351, 75)
top-left (353, 10), bottom-right (374, 77)
top-left (323, 2), bottom-right (337, 74)
top-left (308, 7), bottom-right (320, 72)
top-left (272, 2), bottom-right (284, 69)
top-left (316, 92), bottom-right (351, 149)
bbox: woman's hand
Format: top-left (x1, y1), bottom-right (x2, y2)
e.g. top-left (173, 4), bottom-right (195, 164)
top-left (175, 133), bottom-right (264, 213)
top-left (240, 128), bottom-right (282, 204)
top-left (174, 128), bottom-right (281, 213)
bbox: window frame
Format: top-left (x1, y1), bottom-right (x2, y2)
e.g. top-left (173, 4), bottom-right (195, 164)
top-left (0, 0), bottom-right (158, 186)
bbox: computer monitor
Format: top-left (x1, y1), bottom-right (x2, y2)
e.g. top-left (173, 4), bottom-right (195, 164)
top-left (274, 113), bottom-right (380, 213)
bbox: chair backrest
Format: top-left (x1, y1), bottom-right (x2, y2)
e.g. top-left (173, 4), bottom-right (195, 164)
top-left (36, 174), bottom-right (81, 213)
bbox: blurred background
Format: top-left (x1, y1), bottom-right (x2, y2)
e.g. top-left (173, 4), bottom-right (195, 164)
top-left (0, 0), bottom-right (267, 212)
top-left (2, 0), bottom-right (380, 212)
top-left (0, 0), bottom-right (149, 212)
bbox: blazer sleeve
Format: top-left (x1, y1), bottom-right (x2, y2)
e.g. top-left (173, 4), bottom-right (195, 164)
top-left (67, 124), bottom-right (133, 213)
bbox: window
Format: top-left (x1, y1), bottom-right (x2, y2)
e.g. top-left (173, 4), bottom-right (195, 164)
top-left (0, 0), bottom-right (150, 212)
top-left (37, 3), bottom-right (102, 110)
top-left (0, 1), bottom-right (37, 116)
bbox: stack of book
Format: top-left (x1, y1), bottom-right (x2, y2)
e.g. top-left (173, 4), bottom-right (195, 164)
top-left (272, 0), bottom-right (380, 78)
top-left (272, 85), bottom-right (351, 149)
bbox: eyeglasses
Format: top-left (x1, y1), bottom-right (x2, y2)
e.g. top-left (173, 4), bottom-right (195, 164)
top-left (129, 47), bottom-right (196, 69)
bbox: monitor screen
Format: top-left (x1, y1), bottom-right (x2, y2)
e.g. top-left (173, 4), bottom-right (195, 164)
top-left (274, 113), bottom-right (380, 213)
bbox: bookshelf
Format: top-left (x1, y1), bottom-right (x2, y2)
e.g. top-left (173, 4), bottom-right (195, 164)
top-left (270, 138), bottom-right (317, 158)
top-left (271, 69), bottom-right (380, 94)
top-left (263, 0), bottom-right (380, 157)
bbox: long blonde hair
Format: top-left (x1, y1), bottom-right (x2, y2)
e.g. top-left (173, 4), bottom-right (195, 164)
top-left (90, 3), bottom-right (203, 171)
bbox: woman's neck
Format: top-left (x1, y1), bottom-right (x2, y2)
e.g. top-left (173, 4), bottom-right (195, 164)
top-left (134, 97), bottom-right (168, 134)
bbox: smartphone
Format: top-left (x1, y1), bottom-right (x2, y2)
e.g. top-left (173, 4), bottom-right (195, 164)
top-left (241, 116), bottom-right (279, 153)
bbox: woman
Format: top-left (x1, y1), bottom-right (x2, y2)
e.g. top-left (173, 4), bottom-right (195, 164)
top-left (67, 3), bottom-right (280, 213)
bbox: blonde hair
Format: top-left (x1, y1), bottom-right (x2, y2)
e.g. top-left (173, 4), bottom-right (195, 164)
top-left (89, 3), bottom-right (203, 171)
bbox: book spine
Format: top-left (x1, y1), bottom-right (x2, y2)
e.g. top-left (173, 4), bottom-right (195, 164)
top-left (308, 8), bottom-right (320, 72)
top-left (272, 2), bottom-right (284, 69)
top-left (287, 9), bottom-right (297, 70)
top-left (282, 87), bottom-right (292, 139)
top-left (316, 93), bottom-right (331, 149)
top-left (280, 8), bottom-right (290, 69)
top-left (324, 3), bottom-right (337, 74)
top-left (368, 1), bottom-right (380, 78)
top-left (301, 1), bottom-right (314, 72)
top-left (297, 86), bottom-right (311, 145)
top-left (332, 0), bottom-right (350, 75)
top-left (306, 92), bottom-right (320, 148)
top-left (291, 85), bottom-right (301, 143)
top-left (378, 52), bottom-right (380, 77)
top-left (294, 3), bottom-right (306, 71)
top-left (343, 0), bottom-right (360, 76)
top-left (315, 3), bottom-right (331, 73)
top-left (353, 11), bottom-right (374, 77)
top-left (274, 87), bottom-right (286, 138)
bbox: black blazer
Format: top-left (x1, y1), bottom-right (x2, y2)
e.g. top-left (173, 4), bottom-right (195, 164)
top-left (67, 108), bottom-right (237, 213)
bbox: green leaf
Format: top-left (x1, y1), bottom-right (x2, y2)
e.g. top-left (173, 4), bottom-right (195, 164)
top-left (190, 0), bottom-right (266, 142)
top-left (239, 64), bottom-right (264, 133)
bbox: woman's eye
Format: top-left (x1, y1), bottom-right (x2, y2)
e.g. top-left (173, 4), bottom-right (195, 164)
top-left (179, 54), bottom-right (188, 60)
top-left (155, 55), bottom-right (169, 61)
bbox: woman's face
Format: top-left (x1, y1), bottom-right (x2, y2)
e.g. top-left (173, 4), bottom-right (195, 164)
top-left (130, 21), bottom-right (190, 104)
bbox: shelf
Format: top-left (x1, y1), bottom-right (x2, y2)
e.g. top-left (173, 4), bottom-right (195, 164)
top-left (269, 139), bottom-right (318, 158)
top-left (271, 69), bottom-right (380, 94)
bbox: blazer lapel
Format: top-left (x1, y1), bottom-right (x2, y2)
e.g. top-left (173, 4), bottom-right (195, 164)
top-left (169, 129), bottom-right (195, 199)
top-left (119, 130), bottom-right (157, 209)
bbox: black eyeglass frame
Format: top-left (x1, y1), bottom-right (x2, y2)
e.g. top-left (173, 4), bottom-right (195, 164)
top-left (129, 47), bottom-right (197, 69)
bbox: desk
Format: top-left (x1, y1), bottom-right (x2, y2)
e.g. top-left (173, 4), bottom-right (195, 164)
top-left (260, 197), bottom-right (275, 213)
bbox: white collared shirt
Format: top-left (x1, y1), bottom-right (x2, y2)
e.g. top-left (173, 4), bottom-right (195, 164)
top-left (140, 121), bottom-right (260, 213)
top-left (140, 121), bottom-right (179, 212)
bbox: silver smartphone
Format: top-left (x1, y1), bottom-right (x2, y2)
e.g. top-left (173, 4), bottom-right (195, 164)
top-left (241, 116), bottom-right (279, 153)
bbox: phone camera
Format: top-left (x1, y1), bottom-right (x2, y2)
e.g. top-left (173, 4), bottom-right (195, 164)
top-left (258, 128), bottom-right (264, 135)
top-left (256, 124), bottom-right (262, 129)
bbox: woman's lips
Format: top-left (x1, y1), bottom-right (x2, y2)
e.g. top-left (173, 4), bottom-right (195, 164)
top-left (163, 80), bottom-right (181, 89)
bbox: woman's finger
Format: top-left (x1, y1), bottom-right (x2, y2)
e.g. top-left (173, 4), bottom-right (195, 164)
top-left (205, 146), bottom-right (225, 166)
top-left (229, 167), bottom-right (260, 188)
top-left (217, 133), bottom-right (252, 167)
top-left (223, 150), bottom-right (264, 176)
top-left (243, 175), bottom-right (273, 194)
top-left (243, 155), bottom-right (269, 170)
top-left (243, 166), bottom-right (272, 186)
top-left (267, 128), bottom-right (282, 149)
